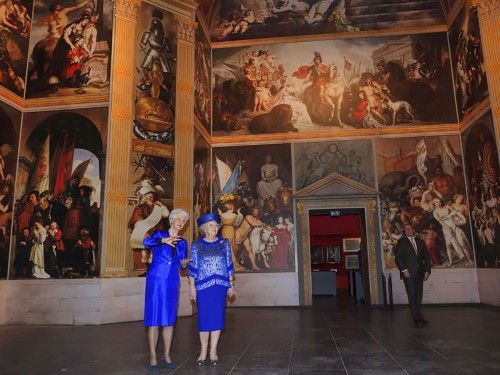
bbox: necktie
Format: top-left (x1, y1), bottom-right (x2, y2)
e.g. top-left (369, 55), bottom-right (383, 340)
top-left (410, 237), bottom-right (418, 255)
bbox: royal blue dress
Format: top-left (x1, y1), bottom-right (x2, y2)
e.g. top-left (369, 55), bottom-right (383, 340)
top-left (143, 230), bottom-right (188, 327)
top-left (188, 235), bottom-right (234, 332)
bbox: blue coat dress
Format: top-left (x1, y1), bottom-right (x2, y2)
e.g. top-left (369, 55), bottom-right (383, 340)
top-left (143, 230), bottom-right (188, 327)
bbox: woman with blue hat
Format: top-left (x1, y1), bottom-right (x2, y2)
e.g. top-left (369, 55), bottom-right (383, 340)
top-left (188, 212), bottom-right (236, 366)
top-left (143, 208), bottom-right (190, 371)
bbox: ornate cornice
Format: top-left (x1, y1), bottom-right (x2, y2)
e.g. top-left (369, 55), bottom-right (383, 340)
top-left (473, 0), bottom-right (500, 18)
top-left (112, 0), bottom-right (142, 22)
top-left (174, 15), bottom-right (197, 44)
top-left (0, 86), bottom-right (24, 111)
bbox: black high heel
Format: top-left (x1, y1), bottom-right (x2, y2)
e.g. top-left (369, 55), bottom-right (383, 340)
top-left (197, 358), bottom-right (206, 366)
top-left (210, 357), bottom-right (219, 366)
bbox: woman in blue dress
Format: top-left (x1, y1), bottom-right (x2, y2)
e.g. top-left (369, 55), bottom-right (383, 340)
top-left (143, 208), bottom-right (190, 371)
top-left (188, 213), bottom-right (236, 366)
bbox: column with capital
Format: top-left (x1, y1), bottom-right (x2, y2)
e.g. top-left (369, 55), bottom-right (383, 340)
top-left (101, 0), bottom-right (142, 277)
top-left (473, 0), bottom-right (500, 148)
top-left (173, 15), bottom-right (197, 244)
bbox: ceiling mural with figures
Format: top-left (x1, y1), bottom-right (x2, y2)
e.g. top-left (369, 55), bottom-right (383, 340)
top-left (196, 0), bottom-right (446, 43)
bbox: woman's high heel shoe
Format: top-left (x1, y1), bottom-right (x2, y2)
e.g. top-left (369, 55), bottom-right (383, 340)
top-left (197, 357), bottom-right (206, 366)
top-left (161, 356), bottom-right (176, 369)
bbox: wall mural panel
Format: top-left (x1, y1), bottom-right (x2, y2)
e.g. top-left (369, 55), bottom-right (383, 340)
top-left (449, 0), bottom-right (488, 120)
top-left (212, 32), bottom-right (456, 137)
top-left (0, 0), bottom-right (33, 96)
top-left (462, 111), bottom-right (500, 268)
top-left (376, 135), bottom-right (474, 270)
top-left (10, 108), bottom-right (108, 279)
top-left (128, 3), bottom-right (177, 274)
top-left (212, 144), bottom-right (294, 272)
top-left (26, 0), bottom-right (113, 99)
top-left (294, 139), bottom-right (374, 191)
top-left (194, 19), bottom-right (212, 133)
top-left (193, 129), bottom-right (211, 241)
top-left (0, 102), bottom-right (22, 278)
top-left (211, 0), bottom-right (445, 42)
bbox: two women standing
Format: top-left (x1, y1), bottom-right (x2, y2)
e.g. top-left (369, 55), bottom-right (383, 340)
top-left (143, 211), bottom-right (235, 371)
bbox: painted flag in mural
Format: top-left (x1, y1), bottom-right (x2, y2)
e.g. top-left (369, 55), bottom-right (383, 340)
top-left (49, 142), bottom-right (62, 190)
top-left (415, 138), bottom-right (428, 184)
top-left (32, 135), bottom-right (50, 193)
top-left (54, 135), bottom-right (68, 195)
top-left (213, 156), bottom-right (237, 205)
top-left (344, 57), bottom-right (352, 71)
top-left (72, 158), bottom-right (91, 181)
top-left (64, 141), bottom-right (75, 182)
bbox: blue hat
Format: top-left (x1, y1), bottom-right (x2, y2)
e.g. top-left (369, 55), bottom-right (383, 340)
top-left (197, 213), bottom-right (221, 227)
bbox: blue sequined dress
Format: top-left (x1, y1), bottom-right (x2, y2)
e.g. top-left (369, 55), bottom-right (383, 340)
top-left (143, 230), bottom-right (188, 327)
top-left (188, 235), bottom-right (234, 331)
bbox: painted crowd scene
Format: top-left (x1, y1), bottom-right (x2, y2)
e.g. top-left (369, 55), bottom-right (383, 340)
top-left (212, 32), bottom-right (456, 136)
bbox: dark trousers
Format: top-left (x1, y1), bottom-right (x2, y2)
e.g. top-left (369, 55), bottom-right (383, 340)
top-left (403, 275), bottom-right (424, 320)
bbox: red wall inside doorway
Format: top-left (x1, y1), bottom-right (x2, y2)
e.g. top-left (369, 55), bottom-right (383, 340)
top-left (309, 213), bottom-right (361, 289)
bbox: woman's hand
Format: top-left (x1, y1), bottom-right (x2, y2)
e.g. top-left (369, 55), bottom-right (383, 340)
top-left (162, 236), bottom-right (180, 246)
top-left (228, 286), bottom-right (236, 298)
top-left (189, 285), bottom-right (196, 301)
top-left (180, 258), bottom-right (191, 268)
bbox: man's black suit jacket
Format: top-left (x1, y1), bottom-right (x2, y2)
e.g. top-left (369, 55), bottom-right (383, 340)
top-left (394, 236), bottom-right (431, 278)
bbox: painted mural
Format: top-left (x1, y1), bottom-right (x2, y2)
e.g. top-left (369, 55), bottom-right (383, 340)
top-left (211, 0), bottom-right (445, 42)
top-left (26, 0), bottom-right (113, 98)
top-left (0, 102), bottom-right (21, 278)
top-left (449, 0), bottom-right (488, 120)
top-left (293, 140), bottom-right (374, 191)
top-left (462, 111), bottom-right (500, 268)
top-left (193, 129), bottom-right (211, 241)
top-left (212, 32), bottom-right (456, 137)
top-left (10, 108), bottom-right (108, 279)
top-left (128, 3), bottom-right (177, 274)
top-left (0, 0), bottom-right (33, 96)
top-left (195, 0), bottom-right (218, 30)
top-left (213, 144), bottom-right (294, 272)
top-left (376, 136), bottom-right (474, 270)
top-left (194, 20), bottom-right (211, 133)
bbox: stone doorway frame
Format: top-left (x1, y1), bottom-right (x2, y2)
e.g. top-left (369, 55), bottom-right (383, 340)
top-left (294, 173), bottom-right (382, 305)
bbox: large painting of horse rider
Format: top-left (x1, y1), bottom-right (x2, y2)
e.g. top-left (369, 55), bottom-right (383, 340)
top-left (212, 32), bottom-right (456, 136)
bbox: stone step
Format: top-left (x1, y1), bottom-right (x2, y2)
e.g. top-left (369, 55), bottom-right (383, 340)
top-left (356, 16), bottom-right (444, 30)
top-left (348, 1), bottom-right (442, 17)
top-left (349, 0), bottom-right (441, 6)
top-left (348, 9), bottom-right (444, 24)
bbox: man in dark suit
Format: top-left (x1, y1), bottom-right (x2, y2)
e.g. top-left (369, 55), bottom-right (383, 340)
top-left (395, 224), bottom-right (431, 326)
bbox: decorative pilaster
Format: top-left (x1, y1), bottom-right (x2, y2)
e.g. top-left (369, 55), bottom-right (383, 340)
top-left (473, 0), bottom-right (500, 148)
top-left (368, 199), bottom-right (378, 304)
top-left (101, 0), bottom-right (141, 277)
top-left (296, 201), bottom-right (310, 305)
top-left (173, 15), bottom-right (197, 242)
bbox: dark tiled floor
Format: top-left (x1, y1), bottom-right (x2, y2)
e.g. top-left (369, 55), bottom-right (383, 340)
top-left (1, 292), bottom-right (500, 375)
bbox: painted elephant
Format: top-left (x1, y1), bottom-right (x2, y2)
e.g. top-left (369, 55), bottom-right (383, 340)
top-left (379, 171), bottom-right (420, 199)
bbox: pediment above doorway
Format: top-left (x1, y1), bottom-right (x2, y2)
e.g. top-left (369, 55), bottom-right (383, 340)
top-left (294, 173), bottom-right (380, 198)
